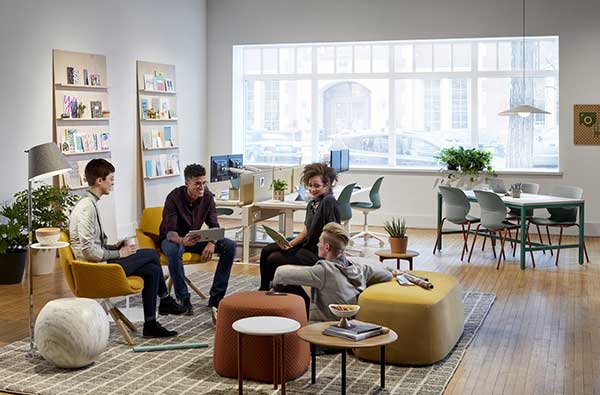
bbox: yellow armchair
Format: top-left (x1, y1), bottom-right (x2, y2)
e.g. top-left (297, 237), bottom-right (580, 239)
top-left (137, 207), bottom-right (208, 299)
top-left (58, 231), bottom-right (143, 346)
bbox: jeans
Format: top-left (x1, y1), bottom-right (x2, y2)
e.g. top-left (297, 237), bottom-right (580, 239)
top-left (108, 248), bottom-right (167, 321)
top-left (161, 237), bottom-right (236, 308)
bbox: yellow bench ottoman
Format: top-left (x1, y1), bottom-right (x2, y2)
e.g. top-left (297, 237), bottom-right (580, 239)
top-left (354, 271), bottom-right (464, 365)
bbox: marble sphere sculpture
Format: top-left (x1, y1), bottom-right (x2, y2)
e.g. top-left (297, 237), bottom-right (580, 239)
top-left (35, 298), bottom-right (109, 368)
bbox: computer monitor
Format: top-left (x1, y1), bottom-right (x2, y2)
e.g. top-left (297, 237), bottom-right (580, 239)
top-left (339, 149), bottom-right (349, 172)
top-left (330, 149), bottom-right (342, 173)
top-left (210, 155), bottom-right (230, 182)
top-left (228, 154), bottom-right (243, 175)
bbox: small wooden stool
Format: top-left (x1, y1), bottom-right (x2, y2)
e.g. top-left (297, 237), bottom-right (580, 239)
top-left (375, 249), bottom-right (419, 270)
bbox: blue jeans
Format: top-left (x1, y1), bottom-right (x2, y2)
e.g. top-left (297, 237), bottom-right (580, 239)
top-left (160, 237), bottom-right (236, 307)
top-left (109, 248), bottom-right (167, 321)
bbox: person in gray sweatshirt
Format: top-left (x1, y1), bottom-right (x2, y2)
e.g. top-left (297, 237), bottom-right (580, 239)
top-left (272, 222), bottom-right (394, 320)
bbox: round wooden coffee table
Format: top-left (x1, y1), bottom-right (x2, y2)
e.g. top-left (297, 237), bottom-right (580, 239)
top-left (297, 321), bottom-right (398, 395)
top-left (375, 249), bottom-right (419, 270)
top-left (233, 316), bottom-right (300, 395)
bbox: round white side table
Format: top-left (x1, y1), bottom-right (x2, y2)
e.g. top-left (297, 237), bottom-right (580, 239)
top-left (232, 316), bottom-right (300, 395)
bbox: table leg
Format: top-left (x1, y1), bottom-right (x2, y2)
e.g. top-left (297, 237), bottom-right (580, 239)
top-left (437, 193), bottom-right (443, 251)
top-left (237, 332), bottom-right (243, 395)
top-left (396, 258), bottom-right (400, 270)
top-left (579, 202), bottom-right (585, 265)
top-left (242, 225), bottom-right (250, 263)
top-left (272, 336), bottom-right (278, 389)
top-left (408, 257), bottom-right (413, 271)
top-left (519, 206), bottom-right (526, 270)
top-left (311, 343), bottom-right (316, 384)
top-left (341, 349), bottom-right (347, 395)
top-left (380, 345), bottom-right (385, 388)
top-left (281, 335), bottom-right (286, 395)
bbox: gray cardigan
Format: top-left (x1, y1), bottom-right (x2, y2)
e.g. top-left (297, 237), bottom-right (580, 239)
top-left (69, 191), bottom-right (120, 262)
top-left (272, 255), bottom-right (392, 320)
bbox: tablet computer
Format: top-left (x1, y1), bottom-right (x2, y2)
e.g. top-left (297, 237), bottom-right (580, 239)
top-left (185, 228), bottom-right (225, 242)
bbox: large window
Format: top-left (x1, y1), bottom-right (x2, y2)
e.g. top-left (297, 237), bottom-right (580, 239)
top-left (234, 37), bottom-right (559, 170)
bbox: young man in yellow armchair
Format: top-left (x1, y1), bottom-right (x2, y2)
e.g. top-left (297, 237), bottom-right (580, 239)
top-left (69, 159), bottom-right (186, 338)
top-left (159, 163), bottom-right (236, 322)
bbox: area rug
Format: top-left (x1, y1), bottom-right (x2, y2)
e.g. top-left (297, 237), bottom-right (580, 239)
top-left (0, 272), bottom-right (494, 395)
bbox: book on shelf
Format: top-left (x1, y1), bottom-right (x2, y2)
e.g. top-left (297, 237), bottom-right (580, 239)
top-left (145, 160), bottom-right (154, 178)
top-left (63, 95), bottom-right (75, 118)
top-left (141, 98), bottom-right (149, 119)
top-left (323, 321), bottom-right (385, 341)
top-left (67, 67), bottom-right (74, 84)
top-left (151, 98), bottom-right (160, 116)
top-left (155, 77), bottom-right (165, 92)
top-left (90, 74), bottom-right (100, 86)
top-left (71, 100), bottom-right (78, 118)
top-left (159, 98), bottom-right (169, 119)
top-left (143, 74), bottom-right (155, 91)
top-left (163, 126), bottom-right (174, 146)
top-left (83, 69), bottom-right (89, 86)
top-left (73, 69), bottom-right (80, 85)
top-left (168, 154), bottom-right (180, 175)
top-left (165, 78), bottom-right (174, 92)
top-left (90, 101), bottom-right (102, 118)
top-left (142, 131), bottom-right (152, 149)
top-left (100, 133), bottom-right (110, 150)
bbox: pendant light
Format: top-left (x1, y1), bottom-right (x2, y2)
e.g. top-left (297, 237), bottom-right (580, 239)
top-left (499, 0), bottom-right (550, 117)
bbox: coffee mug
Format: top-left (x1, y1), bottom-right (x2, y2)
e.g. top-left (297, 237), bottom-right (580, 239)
top-left (124, 236), bottom-right (138, 251)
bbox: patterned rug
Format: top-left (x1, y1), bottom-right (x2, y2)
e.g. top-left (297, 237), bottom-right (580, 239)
top-left (0, 271), bottom-right (494, 395)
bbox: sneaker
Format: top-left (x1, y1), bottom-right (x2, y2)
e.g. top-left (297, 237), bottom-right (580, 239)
top-left (181, 298), bottom-right (194, 316)
top-left (158, 296), bottom-right (187, 316)
top-left (210, 306), bottom-right (218, 325)
top-left (143, 320), bottom-right (177, 338)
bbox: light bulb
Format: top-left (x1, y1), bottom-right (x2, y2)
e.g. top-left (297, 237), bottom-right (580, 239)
top-left (517, 112), bottom-right (531, 118)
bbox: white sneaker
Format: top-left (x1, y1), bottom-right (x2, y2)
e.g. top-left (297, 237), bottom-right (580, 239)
top-left (210, 306), bottom-right (218, 325)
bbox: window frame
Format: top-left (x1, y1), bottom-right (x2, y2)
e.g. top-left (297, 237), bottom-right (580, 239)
top-left (233, 37), bottom-right (559, 172)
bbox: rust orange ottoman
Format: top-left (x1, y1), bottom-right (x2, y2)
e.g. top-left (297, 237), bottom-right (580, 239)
top-left (213, 291), bottom-right (309, 383)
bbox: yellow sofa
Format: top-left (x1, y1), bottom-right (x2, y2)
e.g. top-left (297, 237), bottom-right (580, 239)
top-left (136, 206), bottom-right (208, 299)
top-left (354, 271), bottom-right (464, 365)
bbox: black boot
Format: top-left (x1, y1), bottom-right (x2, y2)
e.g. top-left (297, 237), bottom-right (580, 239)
top-left (143, 320), bottom-right (177, 338)
top-left (158, 296), bottom-right (187, 316)
top-left (181, 297), bottom-right (194, 316)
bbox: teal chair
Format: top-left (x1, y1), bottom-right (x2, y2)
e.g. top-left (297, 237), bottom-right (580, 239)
top-left (469, 190), bottom-right (534, 269)
top-left (433, 186), bottom-right (480, 261)
top-left (527, 185), bottom-right (589, 266)
top-left (350, 176), bottom-right (385, 246)
top-left (217, 207), bottom-right (234, 216)
top-left (337, 183), bottom-right (356, 232)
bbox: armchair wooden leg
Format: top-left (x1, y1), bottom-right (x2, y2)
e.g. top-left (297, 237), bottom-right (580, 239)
top-left (468, 224), bottom-right (480, 263)
top-left (114, 307), bottom-right (137, 332)
top-left (109, 308), bottom-right (134, 346)
top-left (185, 276), bottom-right (207, 299)
top-left (546, 226), bottom-right (554, 256)
top-left (535, 225), bottom-right (546, 255)
top-left (555, 227), bottom-right (563, 266)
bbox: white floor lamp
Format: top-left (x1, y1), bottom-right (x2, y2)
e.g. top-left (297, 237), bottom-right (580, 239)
top-left (25, 142), bottom-right (71, 355)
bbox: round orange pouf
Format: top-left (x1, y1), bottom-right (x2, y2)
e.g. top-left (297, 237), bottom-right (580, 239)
top-left (213, 291), bottom-right (309, 383)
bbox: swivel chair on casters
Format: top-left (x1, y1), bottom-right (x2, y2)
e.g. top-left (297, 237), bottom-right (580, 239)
top-left (350, 176), bottom-right (385, 247)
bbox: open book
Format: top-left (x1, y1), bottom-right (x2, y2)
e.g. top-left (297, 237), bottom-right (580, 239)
top-left (262, 225), bottom-right (292, 248)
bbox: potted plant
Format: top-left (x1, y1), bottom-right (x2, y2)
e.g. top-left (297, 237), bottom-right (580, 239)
top-left (272, 179), bottom-right (288, 201)
top-left (0, 198), bottom-right (29, 284)
top-left (384, 217), bottom-right (408, 254)
top-left (435, 146), bottom-right (495, 189)
top-left (12, 185), bottom-right (79, 275)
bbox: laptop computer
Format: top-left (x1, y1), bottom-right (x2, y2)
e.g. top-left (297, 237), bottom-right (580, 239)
top-left (489, 178), bottom-right (508, 194)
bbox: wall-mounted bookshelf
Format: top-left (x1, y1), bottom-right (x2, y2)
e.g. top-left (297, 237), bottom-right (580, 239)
top-left (136, 61), bottom-right (182, 208)
top-left (53, 49), bottom-right (116, 239)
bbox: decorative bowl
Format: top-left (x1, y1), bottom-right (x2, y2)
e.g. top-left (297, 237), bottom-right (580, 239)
top-left (36, 228), bottom-right (60, 246)
top-left (328, 304), bottom-right (360, 328)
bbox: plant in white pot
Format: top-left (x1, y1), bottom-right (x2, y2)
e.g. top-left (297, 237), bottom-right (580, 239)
top-left (272, 179), bottom-right (288, 201)
top-left (383, 217), bottom-right (408, 254)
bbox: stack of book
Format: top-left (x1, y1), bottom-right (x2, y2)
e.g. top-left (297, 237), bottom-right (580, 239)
top-left (323, 322), bottom-right (386, 341)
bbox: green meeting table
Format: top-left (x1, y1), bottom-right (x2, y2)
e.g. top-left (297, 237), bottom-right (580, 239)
top-left (436, 191), bottom-right (585, 269)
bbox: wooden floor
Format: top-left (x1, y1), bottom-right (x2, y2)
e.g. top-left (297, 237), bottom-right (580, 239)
top-left (1, 226), bottom-right (599, 395)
